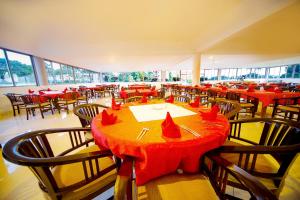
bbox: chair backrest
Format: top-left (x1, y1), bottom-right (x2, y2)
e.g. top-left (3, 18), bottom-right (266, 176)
top-left (20, 94), bottom-right (41, 105)
top-left (229, 118), bottom-right (300, 180)
top-left (174, 95), bottom-right (191, 103)
top-left (226, 92), bottom-right (241, 102)
top-left (210, 99), bottom-right (241, 120)
top-left (207, 89), bottom-right (218, 99)
top-left (126, 96), bottom-right (142, 103)
top-left (4, 93), bottom-right (22, 104)
top-left (73, 103), bottom-right (107, 127)
top-left (2, 127), bottom-right (116, 200)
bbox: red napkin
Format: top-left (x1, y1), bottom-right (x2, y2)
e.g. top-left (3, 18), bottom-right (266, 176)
top-left (161, 112), bottom-right (181, 138)
top-left (165, 95), bottom-right (174, 103)
top-left (71, 88), bottom-right (77, 92)
top-left (101, 109), bottom-right (117, 125)
top-left (200, 105), bottom-right (220, 120)
top-left (121, 87), bottom-right (125, 91)
top-left (112, 98), bottom-right (121, 110)
top-left (141, 94), bottom-right (148, 103)
top-left (63, 88), bottom-right (68, 93)
top-left (189, 96), bottom-right (201, 107)
top-left (221, 86), bottom-right (228, 91)
top-left (47, 88), bottom-right (51, 91)
top-left (28, 89), bottom-right (34, 94)
top-left (151, 86), bottom-right (156, 91)
top-left (247, 85), bottom-right (255, 92)
top-left (39, 91), bottom-right (45, 95)
top-left (274, 87), bottom-right (283, 93)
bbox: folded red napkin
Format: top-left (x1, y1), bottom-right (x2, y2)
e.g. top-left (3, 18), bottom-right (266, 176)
top-left (204, 84), bottom-right (212, 88)
top-left (63, 88), bottom-right (68, 93)
top-left (274, 87), bottom-right (283, 93)
top-left (101, 109), bottom-right (117, 125)
top-left (47, 88), bottom-right (51, 91)
top-left (151, 86), bottom-right (156, 91)
top-left (112, 98), bottom-right (121, 110)
top-left (189, 96), bottom-right (201, 107)
top-left (121, 87), bottom-right (125, 91)
top-left (200, 105), bottom-right (220, 120)
top-left (161, 112), bottom-right (181, 138)
top-left (165, 95), bottom-right (174, 103)
top-left (39, 91), bottom-right (45, 95)
top-left (72, 88), bottom-right (77, 92)
top-left (141, 94), bottom-right (148, 103)
top-left (221, 86), bottom-right (228, 91)
top-left (28, 89), bottom-right (34, 94)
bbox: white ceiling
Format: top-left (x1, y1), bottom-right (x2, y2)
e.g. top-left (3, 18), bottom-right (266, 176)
top-left (0, 0), bottom-right (298, 71)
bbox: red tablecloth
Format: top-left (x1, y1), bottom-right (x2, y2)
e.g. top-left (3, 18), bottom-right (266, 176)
top-left (91, 102), bottom-right (230, 185)
top-left (119, 89), bottom-right (136, 98)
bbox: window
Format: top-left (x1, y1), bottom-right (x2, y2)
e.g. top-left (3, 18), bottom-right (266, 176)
top-left (61, 64), bottom-right (75, 83)
top-left (6, 51), bottom-right (36, 86)
top-left (204, 69), bottom-right (218, 80)
top-left (294, 64), bottom-right (300, 78)
top-left (0, 49), bottom-right (13, 86)
top-left (269, 67), bottom-right (281, 79)
top-left (180, 70), bottom-right (192, 83)
top-left (220, 69), bottom-right (230, 80)
top-left (237, 68), bottom-right (251, 80)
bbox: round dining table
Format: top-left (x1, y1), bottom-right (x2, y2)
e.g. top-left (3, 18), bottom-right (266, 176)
top-left (91, 101), bottom-right (230, 185)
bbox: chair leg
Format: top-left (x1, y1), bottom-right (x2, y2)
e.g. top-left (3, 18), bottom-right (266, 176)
top-left (26, 108), bottom-right (29, 120)
top-left (17, 106), bottom-right (20, 114)
top-left (40, 108), bottom-right (44, 119)
top-left (12, 106), bottom-right (16, 116)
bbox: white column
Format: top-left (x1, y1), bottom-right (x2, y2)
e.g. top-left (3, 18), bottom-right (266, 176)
top-left (33, 56), bottom-right (49, 86)
top-left (192, 53), bottom-right (201, 85)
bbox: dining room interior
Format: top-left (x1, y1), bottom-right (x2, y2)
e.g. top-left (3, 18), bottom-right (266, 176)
top-left (1, 0), bottom-right (300, 200)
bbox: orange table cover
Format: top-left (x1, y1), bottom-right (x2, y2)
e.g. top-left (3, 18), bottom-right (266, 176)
top-left (91, 102), bottom-right (230, 185)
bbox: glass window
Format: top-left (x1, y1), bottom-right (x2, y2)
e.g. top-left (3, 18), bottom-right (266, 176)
top-left (286, 65), bottom-right (294, 78)
top-left (220, 69), bottom-right (230, 80)
top-left (52, 62), bottom-right (63, 84)
top-left (279, 66), bottom-right (287, 78)
top-left (180, 70), bottom-right (192, 83)
top-left (6, 51), bottom-right (36, 86)
top-left (61, 64), bottom-right (74, 83)
top-left (83, 70), bottom-right (91, 83)
top-left (45, 60), bottom-right (56, 84)
top-left (294, 64), bottom-right (300, 78)
top-left (0, 49), bottom-right (13, 86)
top-left (237, 68), bottom-right (251, 80)
top-left (269, 67), bottom-right (281, 79)
top-left (204, 69), bottom-right (218, 81)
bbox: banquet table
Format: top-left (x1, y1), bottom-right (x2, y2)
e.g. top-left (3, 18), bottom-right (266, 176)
top-left (119, 89), bottom-right (136, 98)
top-left (91, 101), bottom-right (230, 185)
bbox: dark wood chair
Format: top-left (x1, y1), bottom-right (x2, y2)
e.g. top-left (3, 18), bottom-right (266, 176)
top-left (203, 99), bottom-right (241, 120)
top-left (77, 90), bottom-right (91, 104)
top-left (20, 94), bottom-right (53, 120)
top-left (212, 118), bottom-right (300, 195)
top-left (57, 92), bottom-right (78, 114)
top-left (272, 97), bottom-right (300, 122)
top-left (73, 103), bottom-right (108, 128)
top-left (4, 93), bottom-right (25, 116)
top-left (125, 96), bottom-right (142, 103)
top-left (226, 92), bottom-right (258, 118)
top-left (164, 95), bottom-right (191, 103)
top-left (114, 155), bottom-right (277, 200)
top-left (2, 127), bottom-right (118, 200)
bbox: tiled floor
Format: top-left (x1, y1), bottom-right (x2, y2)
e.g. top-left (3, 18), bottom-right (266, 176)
top-left (0, 97), bottom-right (299, 199)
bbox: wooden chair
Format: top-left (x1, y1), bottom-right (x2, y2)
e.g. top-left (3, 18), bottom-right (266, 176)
top-left (73, 103), bottom-right (108, 128)
top-left (213, 118), bottom-right (300, 194)
top-left (57, 92), bottom-right (78, 114)
top-left (77, 90), bottom-right (91, 104)
top-left (203, 99), bottom-right (241, 120)
top-left (4, 93), bottom-right (25, 116)
top-left (114, 155), bottom-right (277, 200)
top-left (164, 95), bottom-right (190, 103)
top-left (2, 127), bottom-right (118, 200)
top-left (226, 92), bottom-right (258, 118)
top-left (125, 96), bottom-right (142, 103)
top-left (20, 94), bottom-right (53, 120)
top-left (272, 97), bottom-right (300, 122)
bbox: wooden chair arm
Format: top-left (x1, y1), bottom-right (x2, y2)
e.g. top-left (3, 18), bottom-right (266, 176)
top-left (203, 154), bottom-right (277, 200)
top-left (214, 144), bottom-right (300, 154)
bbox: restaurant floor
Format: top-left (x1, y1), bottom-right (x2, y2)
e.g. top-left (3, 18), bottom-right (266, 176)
top-left (0, 97), bottom-right (299, 199)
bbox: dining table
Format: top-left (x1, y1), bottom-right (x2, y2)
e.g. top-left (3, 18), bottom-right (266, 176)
top-left (91, 100), bottom-right (230, 185)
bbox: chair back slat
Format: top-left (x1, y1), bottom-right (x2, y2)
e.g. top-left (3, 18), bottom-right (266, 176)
top-left (273, 125), bottom-right (289, 146)
top-left (74, 104), bottom-right (105, 127)
top-left (259, 122), bottom-right (272, 145)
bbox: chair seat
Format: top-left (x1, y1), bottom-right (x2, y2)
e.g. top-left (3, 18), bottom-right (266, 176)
top-left (52, 145), bottom-right (117, 199)
top-left (240, 102), bottom-right (254, 108)
top-left (26, 102), bottom-right (51, 108)
top-left (277, 105), bottom-right (300, 112)
top-left (137, 174), bottom-right (218, 200)
top-left (77, 96), bottom-right (87, 100)
top-left (58, 100), bottom-right (77, 104)
top-left (12, 101), bottom-right (24, 106)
